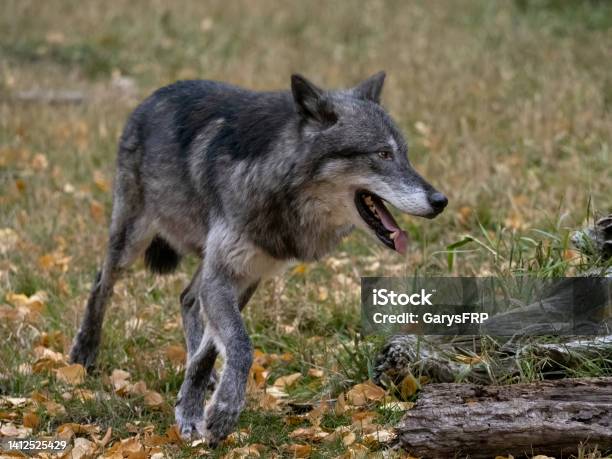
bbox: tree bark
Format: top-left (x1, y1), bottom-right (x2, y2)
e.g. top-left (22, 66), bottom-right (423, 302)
top-left (396, 377), bottom-right (612, 459)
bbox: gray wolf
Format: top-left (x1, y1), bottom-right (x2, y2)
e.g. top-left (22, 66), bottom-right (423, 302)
top-left (69, 72), bottom-right (448, 445)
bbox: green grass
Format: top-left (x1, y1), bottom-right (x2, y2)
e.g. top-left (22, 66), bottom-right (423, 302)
top-left (1, 0), bottom-right (611, 457)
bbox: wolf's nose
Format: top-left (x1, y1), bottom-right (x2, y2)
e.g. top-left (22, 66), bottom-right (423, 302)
top-left (428, 192), bottom-right (448, 211)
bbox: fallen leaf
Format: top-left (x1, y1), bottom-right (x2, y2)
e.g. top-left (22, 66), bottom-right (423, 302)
top-left (70, 437), bottom-right (96, 459)
top-left (455, 354), bottom-right (485, 365)
top-left (226, 444), bottom-right (265, 458)
top-left (273, 372), bottom-right (302, 389)
top-left (398, 374), bottom-right (420, 400)
top-left (291, 263), bottom-right (308, 275)
top-left (164, 345), bottom-right (186, 365)
top-left (93, 170), bottom-right (111, 193)
top-left (57, 423), bottom-right (100, 437)
top-left (307, 368), bottom-right (324, 378)
top-left (362, 428), bottom-right (395, 446)
top-left (0, 423), bottom-right (32, 437)
top-left (351, 410), bottom-right (377, 429)
top-left (284, 443), bottom-right (312, 458)
top-left (110, 369), bottom-right (131, 394)
top-left (289, 427), bottom-right (328, 442)
top-left (384, 400), bottom-right (414, 411)
top-left (346, 381), bottom-right (386, 406)
top-left (55, 364), bottom-right (86, 385)
top-left (96, 427), bottom-right (112, 447)
top-left (129, 380), bottom-right (148, 396)
top-left (165, 424), bottom-right (183, 444)
top-left (23, 411), bottom-right (39, 428)
top-left (0, 396), bottom-right (28, 407)
top-left (0, 228), bottom-right (19, 255)
top-left (335, 392), bottom-right (348, 415)
top-left (43, 400), bottom-right (66, 416)
top-left (144, 390), bottom-right (164, 409)
top-left (265, 386), bottom-right (288, 399)
top-left (258, 393), bottom-right (281, 412)
top-left (31, 153), bottom-right (49, 171)
top-left (90, 200), bottom-right (105, 222)
top-left (342, 431), bottom-right (356, 446)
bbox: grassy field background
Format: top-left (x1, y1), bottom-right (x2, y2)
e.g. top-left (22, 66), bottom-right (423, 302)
top-left (1, 0), bottom-right (611, 457)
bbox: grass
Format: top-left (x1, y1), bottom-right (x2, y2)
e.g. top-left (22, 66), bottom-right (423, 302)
top-left (1, 0), bottom-right (611, 457)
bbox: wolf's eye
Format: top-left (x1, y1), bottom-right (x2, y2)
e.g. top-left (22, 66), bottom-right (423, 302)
top-left (377, 151), bottom-right (393, 160)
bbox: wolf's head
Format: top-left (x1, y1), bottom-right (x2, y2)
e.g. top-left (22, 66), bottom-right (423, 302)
top-left (291, 72), bottom-right (447, 254)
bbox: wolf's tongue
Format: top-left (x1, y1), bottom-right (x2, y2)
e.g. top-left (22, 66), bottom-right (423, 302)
top-left (373, 199), bottom-right (408, 255)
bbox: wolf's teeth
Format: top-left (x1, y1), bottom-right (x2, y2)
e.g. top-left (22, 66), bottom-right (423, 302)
top-left (390, 231), bottom-right (397, 240)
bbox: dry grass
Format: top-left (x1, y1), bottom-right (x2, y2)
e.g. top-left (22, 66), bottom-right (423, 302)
top-left (1, 0), bottom-right (611, 457)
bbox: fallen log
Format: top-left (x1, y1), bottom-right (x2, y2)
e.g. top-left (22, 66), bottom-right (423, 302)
top-left (373, 334), bottom-right (612, 386)
top-left (395, 377), bottom-right (612, 459)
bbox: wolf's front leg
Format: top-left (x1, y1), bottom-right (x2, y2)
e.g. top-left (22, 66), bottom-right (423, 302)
top-left (175, 261), bottom-right (254, 445)
top-left (200, 270), bottom-right (253, 447)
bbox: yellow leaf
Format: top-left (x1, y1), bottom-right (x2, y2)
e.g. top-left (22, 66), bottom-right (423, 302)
top-left (342, 431), bottom-right (356, 446)
top-left (455, 354), bottom-right (485, 365)
top-left (0, 422), bottom-right (32, 437)
top-left (384, 400), bottom-right (414, 411)
top-left (144, 390), bottom-right (164, 409)
top-left (55, 364), bottom-right (86, 385)
top-left (0, 228), bottom-right (19, 255)
top-left (128, 380), bottom-right (148, 396)
top-left (110, 369), bottom-right (131, 394)
top-left (15, 178), bottom-right (26, 192)
top-left (335, 392), bottom-right (348, 415)
top-left (23, 411), bottom-right (39, 428)
top-left (43, 400), bottom-right (66, 416)
top-left (307, 368), bottom-right (324, 378)
top-left (164, 344), bottom-right (186, 365)
top-left (291, 263), bottom-right (308, 275)
top-left (31, 153), bottom-right (49, 171)
top-left (362, 428), bottom-right (395, 446)
top-left (93, 170), bottom-right (111, 193)
top-left (289, 427), bottom-right (328, 442)
top-left (227, 444), bottom-right (264, 458)
top-left (71, 437), bottom-right (96, 459)
top-left (457, 206), bottom-right (473, 225)
top-left (399, 374), bottom-right (420, 400)
top-left (273, 372), bottom-right (302, 388)
top-left (165, 424), bottom-right (183, 444)
top-left (346, 381), bottom-right (386, 406)
top-left (351, 410), bottom-right (377, 429)
top-left (57, 423), bottom-right (100, 437)
top-left (284, 444), bottom-right (312, 458)
top-left (90, 200), bottom-right (105, 222)
top-left (258, 393), bottom-right (281, 412)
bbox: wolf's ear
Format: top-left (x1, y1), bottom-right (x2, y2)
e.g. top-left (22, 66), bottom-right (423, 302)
top-left (291, 74), bottom-right (337, 125)
top-left (352, 71), bottom-right (386, 104)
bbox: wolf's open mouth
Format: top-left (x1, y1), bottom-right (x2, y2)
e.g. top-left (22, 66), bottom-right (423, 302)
top-left (354, 190), bottom-right (408, 254)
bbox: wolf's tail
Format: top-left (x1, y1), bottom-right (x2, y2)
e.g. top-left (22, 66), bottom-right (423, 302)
top-left (144, 236), bottom-right (181, 274)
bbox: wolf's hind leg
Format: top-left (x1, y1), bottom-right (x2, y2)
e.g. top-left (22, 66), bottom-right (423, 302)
top-left (70, 209), bottom-right (153, 369)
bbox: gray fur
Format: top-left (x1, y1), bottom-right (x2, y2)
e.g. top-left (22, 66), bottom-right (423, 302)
top-left (69, 72), bottom-right (447, 445)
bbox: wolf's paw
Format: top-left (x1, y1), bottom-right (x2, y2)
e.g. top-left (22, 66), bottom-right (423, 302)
top-left (203, 398), bottom-right (243, 447)
top-left (175, 400), bottom-right (205, 440)
top-left (69, 335), bottom-right (99, 370)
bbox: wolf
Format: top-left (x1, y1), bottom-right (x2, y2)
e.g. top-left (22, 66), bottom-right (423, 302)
top-left (69, 71), bottom-right (448, 445)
